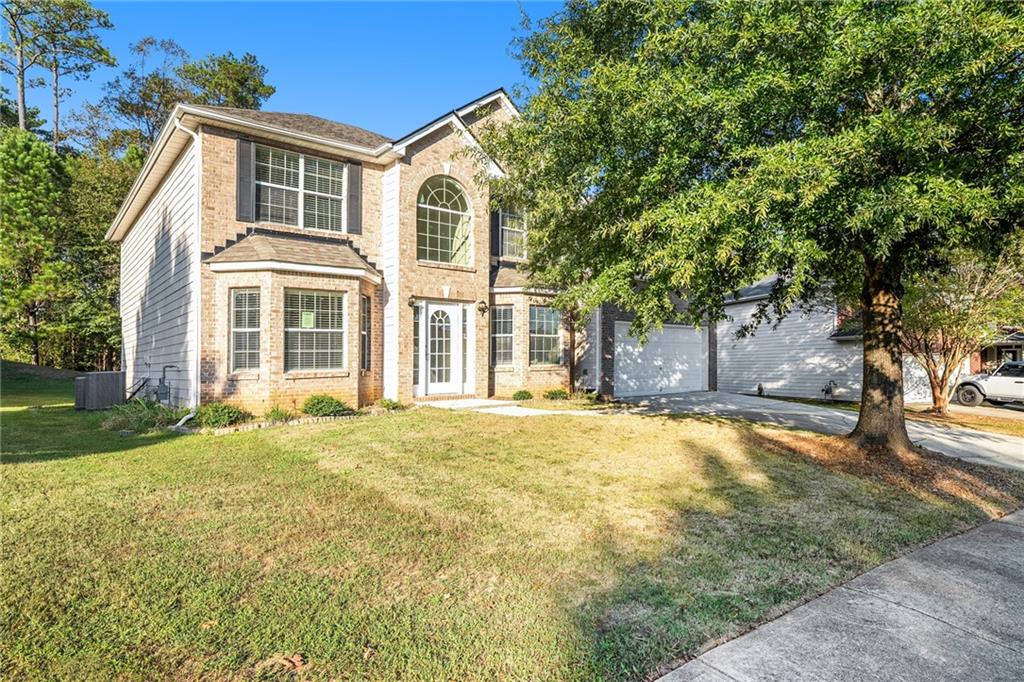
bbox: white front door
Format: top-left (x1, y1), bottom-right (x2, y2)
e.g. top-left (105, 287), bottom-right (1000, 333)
top-left (415, 301), bottom-right (474, 396)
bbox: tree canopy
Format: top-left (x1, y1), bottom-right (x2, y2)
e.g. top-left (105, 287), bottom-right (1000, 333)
top-left (901, 246), bottom-right (1024, 413)
top-left (485, 0), bottom-right (1024, 453)
top-left (98, 37), bottom-right (276, 150)
top-left (1, 1), bottom-right (275, 370)
top-left (0, 127), bottom-right (68, 364)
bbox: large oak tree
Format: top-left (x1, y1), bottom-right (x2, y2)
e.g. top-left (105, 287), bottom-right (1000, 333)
top-left (484, 0), bottom-right (1024, 454)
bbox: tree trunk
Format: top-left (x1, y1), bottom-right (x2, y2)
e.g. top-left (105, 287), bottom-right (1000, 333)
top-left (16, 43), bottom-right (27, 130)
top-left (928, 373), bottom-right (950, 415)
top-left (849, 256), bottom-right (915, 454)
top-left (51, 56), bottom-right (59, 151)
top-left (28, 309), bottom-right (40, 365)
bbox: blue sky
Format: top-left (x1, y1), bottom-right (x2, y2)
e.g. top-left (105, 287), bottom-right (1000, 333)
top-left (21, 1), bottom-right (561, 139)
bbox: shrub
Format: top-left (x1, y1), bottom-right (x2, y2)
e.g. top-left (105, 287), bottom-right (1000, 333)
top-left (377, 398), bottom-right (407, 411)
top-left (195, 402), bottom-right (250, 428)
top-left (264, 405), bottom-right (294, 423)
top-left (101, 399), bottom-right (188, 433)
top-left (512, 390), bottom-right (533, 401)
top-left (302, 394), bottom-right (350, 417)
top-left (543, 388), bottom-right (570, 400)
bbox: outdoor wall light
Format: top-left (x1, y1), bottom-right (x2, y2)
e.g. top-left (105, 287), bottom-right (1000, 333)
top-left (477, 300), bottom-right (489, 315)
top-left (407, 295), bottom-right (416, 308)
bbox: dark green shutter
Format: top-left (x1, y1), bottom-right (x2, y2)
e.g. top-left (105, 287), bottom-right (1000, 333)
top-left (490, 211), bottom-right (500, 256)
top-left (236, 139), bottom-right (255, 222)
top-left (347, 162), bottom-right (362, 234)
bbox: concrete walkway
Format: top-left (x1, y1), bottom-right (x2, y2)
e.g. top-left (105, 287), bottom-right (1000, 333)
top-left (419, 398), bottom-right (608, 417)
top-left (628, 392), bottom-right (1024, 472)
top-left (661, 511), bottom-right (1024, 682)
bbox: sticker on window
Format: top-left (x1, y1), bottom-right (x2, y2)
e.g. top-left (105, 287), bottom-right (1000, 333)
top-left (301, 311), bottom-right (315, 329)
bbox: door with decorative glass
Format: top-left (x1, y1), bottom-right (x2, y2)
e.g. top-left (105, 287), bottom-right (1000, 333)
top-left (414, 301), bottom-right (472, 396)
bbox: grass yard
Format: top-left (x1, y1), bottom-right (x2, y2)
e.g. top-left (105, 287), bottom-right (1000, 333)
top-left (3, 372), bottom-right (1023, 681)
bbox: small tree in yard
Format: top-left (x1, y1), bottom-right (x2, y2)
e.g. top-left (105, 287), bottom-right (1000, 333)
top-left (902, 247), bottom-right (1024, 414)
top-left (483, 0), bottom-right (1024, 456)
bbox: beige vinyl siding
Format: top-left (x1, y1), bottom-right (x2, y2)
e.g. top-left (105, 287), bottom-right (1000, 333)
top-left (717, 299), bottom-right (939, 403)
top-left (119, 141), bottom-right (198, 407)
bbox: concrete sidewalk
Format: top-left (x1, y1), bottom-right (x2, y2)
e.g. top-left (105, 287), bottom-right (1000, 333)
top-left (661, 511), bottom-right (1024, 682)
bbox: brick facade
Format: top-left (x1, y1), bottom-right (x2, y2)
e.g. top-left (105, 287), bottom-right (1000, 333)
top-left (489, 292), bottom-right (571, 397)
top-left (192, 98), bottom-right (568, 414)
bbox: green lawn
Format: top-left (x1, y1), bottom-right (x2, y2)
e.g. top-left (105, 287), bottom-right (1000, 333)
top-left (3, 373), bottom-right (1022, 681)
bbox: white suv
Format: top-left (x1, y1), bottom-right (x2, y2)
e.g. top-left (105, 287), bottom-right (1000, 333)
top-left (956, 361), bottom-right (1024, 407)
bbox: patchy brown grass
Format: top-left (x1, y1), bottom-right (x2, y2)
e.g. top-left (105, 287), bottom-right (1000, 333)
top-left (747, 427), bottom-right (1024, 518)
top-left (5, 377), bottom-right (1024, 682)
top-left (905, 407), bottom-right (1024, 439)
top-left (766, 394), bottom-right (1024, 439)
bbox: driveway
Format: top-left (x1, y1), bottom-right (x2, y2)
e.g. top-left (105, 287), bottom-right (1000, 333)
top-left (627, 392), bottom-right (1024, 472)
top-left (660, 510), bottom-right (1024, 682)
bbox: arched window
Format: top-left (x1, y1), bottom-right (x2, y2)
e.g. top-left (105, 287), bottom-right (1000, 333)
top-left (417, 176), bottom-right (472, 265)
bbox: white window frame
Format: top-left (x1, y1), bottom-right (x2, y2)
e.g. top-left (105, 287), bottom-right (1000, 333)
top-left (283, 289), bottom-right (346, 372)
top-left (230, 288), bottom-right (260, 372)
top-left (529, 305), bottom-right (562, 366)
top-left (255, 144), bottom-right (347, 232)
top-left (499, 209), bottom-right (527, 260)
top-left (490, 305), bottom-right (514, 366)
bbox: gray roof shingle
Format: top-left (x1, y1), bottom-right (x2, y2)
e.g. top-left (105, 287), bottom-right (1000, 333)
top-left (490, 264), bottom-right (531, 289)
top-left (207, 230), bottom-right (379, 276)
top-left (190, 105), bottom-right (392, 150)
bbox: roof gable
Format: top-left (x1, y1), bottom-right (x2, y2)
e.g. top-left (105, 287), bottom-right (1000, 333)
top-left (107, 88), bottom-right (518, 243)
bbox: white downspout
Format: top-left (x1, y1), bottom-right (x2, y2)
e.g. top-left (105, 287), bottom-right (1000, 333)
top-left (174, 117), bottom-right (202, 417)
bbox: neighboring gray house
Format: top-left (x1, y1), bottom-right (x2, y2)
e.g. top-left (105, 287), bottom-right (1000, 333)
top-left (577, 278), bottom-right (944, 404)
top-left (714, 278), bottom-right (940, 403)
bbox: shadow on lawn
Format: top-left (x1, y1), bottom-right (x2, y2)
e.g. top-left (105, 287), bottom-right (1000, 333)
top-left (1, 404), bottom-right (186, 464)
top-left (573, 415), bottom-right (1024, 681)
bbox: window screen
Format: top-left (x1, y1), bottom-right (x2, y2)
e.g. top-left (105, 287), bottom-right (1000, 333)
top-left (499, 210), bottom-right (527, 259)
top-left (284, 290), bottom-right (345, 371)
top-left (529, 306), bottom-right (561, 365)
top-left (231, 289), bottom-right (260, 371)
top-left (491, 305), bottom-right (513, 366)
top-left (255, 144), bottom-right (345, 230)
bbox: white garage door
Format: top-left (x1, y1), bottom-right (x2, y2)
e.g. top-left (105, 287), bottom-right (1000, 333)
top-left (614, 322), bottom-right (705, 397)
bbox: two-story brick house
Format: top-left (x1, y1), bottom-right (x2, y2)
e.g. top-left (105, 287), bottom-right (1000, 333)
top-left (107, 89), bottom-right (572, 411)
